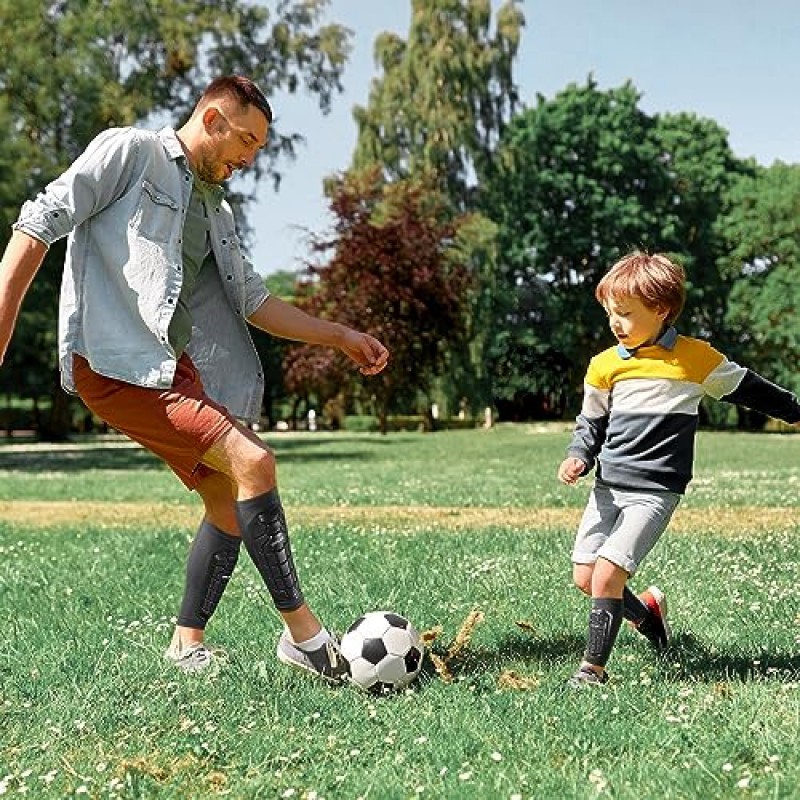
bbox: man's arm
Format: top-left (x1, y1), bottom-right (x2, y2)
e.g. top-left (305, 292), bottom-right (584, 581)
top-left (248, 294), bottom-right (389, 376)
top-left (0, 231), bottom-right (49, 365)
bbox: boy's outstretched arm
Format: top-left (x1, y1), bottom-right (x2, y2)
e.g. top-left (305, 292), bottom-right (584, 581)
top-left (719, 369), bottom-right (800, 426)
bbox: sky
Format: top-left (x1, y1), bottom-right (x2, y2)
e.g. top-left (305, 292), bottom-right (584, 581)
top-left (248, 0), bottom-right (800, 276)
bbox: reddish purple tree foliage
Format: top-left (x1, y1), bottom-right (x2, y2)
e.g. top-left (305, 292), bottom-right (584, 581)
top-left (284, 168), bottom-right (473, 432)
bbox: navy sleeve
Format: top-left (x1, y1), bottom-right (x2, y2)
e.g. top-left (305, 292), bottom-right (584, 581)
top-left (719, 370), bottom-right (800, 424)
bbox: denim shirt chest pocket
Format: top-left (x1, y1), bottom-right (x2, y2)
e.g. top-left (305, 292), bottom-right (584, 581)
top-left (130, 180), bottom-right (180, 243)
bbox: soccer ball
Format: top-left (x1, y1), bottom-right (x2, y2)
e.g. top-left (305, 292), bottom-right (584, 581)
top-left (341, 611), bottom-right (425, 694)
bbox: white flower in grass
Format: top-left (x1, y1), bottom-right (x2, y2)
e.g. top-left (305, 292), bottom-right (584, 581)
top-left (722, 763), bottom-right (733, 772)
top-left (736, 776), bottom-right (751, 789)
top-left (589, 768), bottom-right (608, 792)
top-left (490, 751), bottom-right (503, 762)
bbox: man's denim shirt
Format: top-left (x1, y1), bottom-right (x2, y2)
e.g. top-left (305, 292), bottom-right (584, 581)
top-left (13, 126), bottom-right (270, 422)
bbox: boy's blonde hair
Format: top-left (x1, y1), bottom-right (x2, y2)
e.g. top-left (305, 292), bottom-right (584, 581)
top-left (596, 252), bottom-right (686, 324)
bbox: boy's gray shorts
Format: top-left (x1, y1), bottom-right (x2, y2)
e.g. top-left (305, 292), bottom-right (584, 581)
top-left (571, 482), bottom-right (681, 575)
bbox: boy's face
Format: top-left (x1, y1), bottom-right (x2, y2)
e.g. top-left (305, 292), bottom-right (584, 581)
top-left (603, 294), bottom-right (669, 350)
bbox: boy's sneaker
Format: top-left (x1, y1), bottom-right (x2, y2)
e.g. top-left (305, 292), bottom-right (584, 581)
top-left (567, 666), bottom-right (608, 688)
top-left (164, 640), bottom-right (220, 674)
top-left (636, 585), bottom-right (671, 652)
top-left (277, 631), bottom-right (349, 685)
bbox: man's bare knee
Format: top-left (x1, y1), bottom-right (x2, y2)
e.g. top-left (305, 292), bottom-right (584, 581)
top-left (239, 447), bottom-right (276, 494)
top-left (202, 427), bottom-right (277, 497)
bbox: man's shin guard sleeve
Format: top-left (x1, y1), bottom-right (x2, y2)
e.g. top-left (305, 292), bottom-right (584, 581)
top-left (584, 597), bottom-right (624, 668)
top-left (236, 489), bottom-right (304, 612)
top-left (177, 520), bottom-right (241, 629)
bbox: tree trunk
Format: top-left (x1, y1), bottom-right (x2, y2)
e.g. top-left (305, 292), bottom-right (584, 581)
top-left (39, 378), bottom-right (74, 442)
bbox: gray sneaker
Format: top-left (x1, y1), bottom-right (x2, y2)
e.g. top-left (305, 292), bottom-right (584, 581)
top-left (164, 640), bottom-right (220, 674)
top-left (276, 631), bottom-right (349, 684)
top-left (567, 666), bottom-right (608, 688)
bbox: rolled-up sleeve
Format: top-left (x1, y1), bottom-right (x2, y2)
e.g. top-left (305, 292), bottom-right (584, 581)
top-left (13, 128), bottom-right (139, 246)
top-left (241, 254), bottom-right (271, 316)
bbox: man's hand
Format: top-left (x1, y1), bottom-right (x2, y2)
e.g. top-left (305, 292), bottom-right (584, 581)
top-left (340, 329), bottom-right (389, 376)
top-left (557, 457), bottom-right (586, 486)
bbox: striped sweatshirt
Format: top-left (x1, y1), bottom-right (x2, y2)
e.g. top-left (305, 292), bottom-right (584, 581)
top-left (566, 327), bottom-right (800, 494)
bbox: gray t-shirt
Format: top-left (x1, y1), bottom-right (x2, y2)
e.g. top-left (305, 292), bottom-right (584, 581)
top-left (168, 179), bottom-right (214, 356)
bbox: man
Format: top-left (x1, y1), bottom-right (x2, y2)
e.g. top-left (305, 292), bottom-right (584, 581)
top-left (0, 75), bottom-right (389, 681)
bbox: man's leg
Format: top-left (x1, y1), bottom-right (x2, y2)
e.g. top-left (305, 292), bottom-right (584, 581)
top-left (200, 424), bottom-right (348, 681)
top-left (164, 473), bottom-right (242, 670)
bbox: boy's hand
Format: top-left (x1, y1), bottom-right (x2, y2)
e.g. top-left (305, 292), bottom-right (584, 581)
top-left (558, 457), bottom-right (586, 485)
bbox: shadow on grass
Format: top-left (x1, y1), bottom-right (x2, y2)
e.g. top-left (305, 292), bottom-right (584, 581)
top-left (0, 434), bottom-right (401, 472)
top-left (0, 446), bottom-right (160, 471)
top-left (420, 631), bottom-right (585, 685)
top-left (661, 631), bottom-right (800, 681)
top-left (421, 630), bottom-right (800, 687)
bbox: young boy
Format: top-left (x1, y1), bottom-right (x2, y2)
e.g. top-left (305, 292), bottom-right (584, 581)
top-left (558, 251), bottom-right (800, 687)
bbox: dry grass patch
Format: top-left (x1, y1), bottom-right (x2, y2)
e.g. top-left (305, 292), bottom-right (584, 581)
top-left (0, 501), bottom-right (796, 535)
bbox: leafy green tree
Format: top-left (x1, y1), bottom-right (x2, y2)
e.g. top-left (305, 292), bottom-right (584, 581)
top-left (482, 80), bottom-right (678, 416)
top-left (716, 162), bottom-right (800, 399)
top-left (349, 0), bottom-right (523, 412)
top-left (352, 0), bottom-right (524, 204)
top-left (0, 0), bottom-right (350, 438)
top-left (653, 112), bottom-right (756, 347)
top-left (481, 80), bottom-right (761, 420)
top-left (283, 168), bottom-right (475, 433)
top-left (265, 269), bottom-right (303, 300)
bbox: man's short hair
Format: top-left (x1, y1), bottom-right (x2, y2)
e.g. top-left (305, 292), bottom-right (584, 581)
top-left (200, 75), bottom-right (273, 124)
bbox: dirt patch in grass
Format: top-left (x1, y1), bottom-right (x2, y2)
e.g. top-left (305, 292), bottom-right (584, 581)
top-left (0, 501), bottom-right (796, 535)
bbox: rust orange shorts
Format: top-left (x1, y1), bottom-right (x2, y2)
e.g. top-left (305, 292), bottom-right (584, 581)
top-left (73, 353), bottom-right (235, 490)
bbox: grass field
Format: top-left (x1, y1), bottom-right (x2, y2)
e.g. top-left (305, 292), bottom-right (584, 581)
top-left (0, 425), bottom-right (798, 799)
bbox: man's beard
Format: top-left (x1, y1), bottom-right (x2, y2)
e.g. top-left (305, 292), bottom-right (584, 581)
top-left (195, 145), bottom-right (224, 185)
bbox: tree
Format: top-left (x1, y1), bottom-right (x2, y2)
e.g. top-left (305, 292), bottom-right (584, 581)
top-left (653, 112), bottom-right (756, 347)
top-left (352, 0), bottom-right (524, 204)
top-left (716, 162), bottom-right (800, 402)
top-left (482, 80), bottom-right (678, 416)
top-left (348, 0), bottom-right (523, 413)
top-left (480, 79), bottom-right (762, 420)
top-left (283, 167), bottom-right (475, 433)
top-left (0, 0), bottom-right (351, 438)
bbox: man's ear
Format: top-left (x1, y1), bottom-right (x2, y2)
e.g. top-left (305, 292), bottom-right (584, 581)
top-left (202, 106), bottom-right (222, 133)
